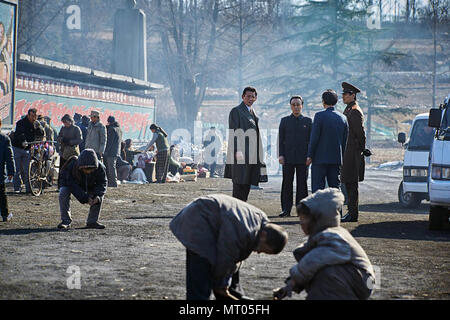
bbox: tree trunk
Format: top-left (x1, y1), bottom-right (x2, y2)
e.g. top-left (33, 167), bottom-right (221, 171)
top-left (379, 0), bottom-right (382, 22)
top-left (155, 0), bottom-right (219, 134)
top-left (432, 5), bottom-right (437, 109)
top-left (406, 0), bottom-right (410, 23)
top-left (238, 0), bottom-right (244, 101)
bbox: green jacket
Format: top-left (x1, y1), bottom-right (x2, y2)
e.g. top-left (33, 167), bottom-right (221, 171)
top-left (147, 129), bottom-right (169, 152)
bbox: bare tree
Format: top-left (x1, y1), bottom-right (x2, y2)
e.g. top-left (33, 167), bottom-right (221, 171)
top-left (149, 0), bottom-right (220, 133)
top-left (219, 0), bottom-right (281, 99)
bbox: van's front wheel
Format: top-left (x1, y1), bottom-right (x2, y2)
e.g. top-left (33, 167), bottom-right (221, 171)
top-left (398, 181), bottom-right (421, 208)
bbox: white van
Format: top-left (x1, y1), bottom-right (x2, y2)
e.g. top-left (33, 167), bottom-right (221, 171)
top-left (397, 113), bottom-right (434, 208)
top-left (427, 95), bottom-right (450, 230)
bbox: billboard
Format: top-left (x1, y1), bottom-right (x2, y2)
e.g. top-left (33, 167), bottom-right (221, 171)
top-left (0, 0), bottom-right (17, 123)
top-left (14, 74), bottom-right (155, 141)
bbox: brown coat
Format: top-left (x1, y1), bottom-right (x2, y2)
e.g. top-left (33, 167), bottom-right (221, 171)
top-left (341, 102), bottom-right (366, 183)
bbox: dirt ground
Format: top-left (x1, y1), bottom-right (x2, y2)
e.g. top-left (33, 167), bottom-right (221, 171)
top-left (1, 167), bottom-right (449, 300)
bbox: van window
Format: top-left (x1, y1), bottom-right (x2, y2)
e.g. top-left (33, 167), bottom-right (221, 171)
top-left (408, 119), bottom-right (434, 151)
top-left (441, 107), bottom-right (449, 129)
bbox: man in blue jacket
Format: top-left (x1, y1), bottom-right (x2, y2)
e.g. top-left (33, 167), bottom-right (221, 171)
top-left (306, 90), bottom-right (348, 193)
top-left (278, 96), bottom-right (312, 217)
top-left (57, 149), bottom-right (107, 229)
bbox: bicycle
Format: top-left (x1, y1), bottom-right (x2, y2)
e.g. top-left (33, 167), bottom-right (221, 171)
top-left (26, 140), bottom-right (57, 196)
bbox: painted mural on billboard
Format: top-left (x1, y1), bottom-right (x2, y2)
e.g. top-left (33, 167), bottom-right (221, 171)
top-left (0, 0), bottom-right (16, 122)
top-left (14, 74), bottom-right (155, 140)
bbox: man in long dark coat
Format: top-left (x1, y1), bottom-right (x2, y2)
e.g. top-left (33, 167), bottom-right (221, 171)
top-left (224, 86), bottom-right (266, 202)
top-left (340, 82), bottom-right (366, 223)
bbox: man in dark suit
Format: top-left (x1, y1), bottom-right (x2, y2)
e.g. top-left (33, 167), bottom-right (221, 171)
top-left (224, 86), bottom-right (266, 202)
top-left (340, 82), bottom-right (366, 222)
top-left (306, 90), bottom-right (348, 193)
top-left (278, 96), bottom-right (312, 217)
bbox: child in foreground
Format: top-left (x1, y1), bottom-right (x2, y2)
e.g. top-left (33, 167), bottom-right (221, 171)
top-left (273, 188), bottom-right (375, 300)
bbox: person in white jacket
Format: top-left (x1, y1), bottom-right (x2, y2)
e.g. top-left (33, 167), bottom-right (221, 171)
top-left (273, 188), bottom-right (375, 300)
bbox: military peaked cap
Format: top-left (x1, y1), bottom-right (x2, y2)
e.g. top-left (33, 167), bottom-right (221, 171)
top-left (342, 82), bottom-right (361, 94)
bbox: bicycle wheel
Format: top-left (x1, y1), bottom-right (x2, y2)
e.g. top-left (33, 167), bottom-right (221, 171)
top-left (28, 159), bottom-right (43, 196)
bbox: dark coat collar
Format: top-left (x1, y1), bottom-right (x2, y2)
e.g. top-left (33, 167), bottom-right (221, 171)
top-left (290, 113), bottom-right (304, 119)
top-left (346, 101), bottom-right (357, 108)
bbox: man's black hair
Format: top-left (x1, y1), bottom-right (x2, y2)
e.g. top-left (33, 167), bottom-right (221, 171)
top-left (242, 86), bottom-right (257, 97)
top-left (261, 223), bottom-right (288, 254)
top-left (322, 89), bottom-right (338, 106)
top-left (28, 108), bottom-right (37, 115)
top-left (290, 95), bottom-right (304, 105)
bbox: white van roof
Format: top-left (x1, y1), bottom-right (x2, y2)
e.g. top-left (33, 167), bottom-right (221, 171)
top-left (414, 113), bottom-right (429, 120)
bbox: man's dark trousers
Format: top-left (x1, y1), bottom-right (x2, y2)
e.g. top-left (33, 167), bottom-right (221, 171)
top-left (281, 164), bottom-right (308, 213)
top-left (186, 249), bottom-right (212, 300)
top-left (311, 164), bottom-right (340, 193)
top-left (0, 184), bottom-right (9, 219)
top-left (232, 184), bottom-right (251, 202)
top-left (345, 182), bottom-right (359, 218)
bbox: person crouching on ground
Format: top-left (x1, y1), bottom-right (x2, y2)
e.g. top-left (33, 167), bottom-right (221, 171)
top-left (170, 194), bottom-right (288, 300)
top-left (57, 149), bottom-right (107, 230)
top-left (273, 188), bottom-right (375, 300)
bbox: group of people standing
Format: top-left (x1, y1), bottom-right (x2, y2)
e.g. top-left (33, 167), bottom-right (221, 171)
top-left (222, 83), bottom-right (366, 222)
top-left (279, 82), bottom-right (367, 223)
top-left (0, 101), bottom-right (174, 229)
top-left (55, 112), bottom-right (171, 230)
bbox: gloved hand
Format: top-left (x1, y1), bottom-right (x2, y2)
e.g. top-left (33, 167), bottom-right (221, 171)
top-left (272, 284), bottom-right (293, 300)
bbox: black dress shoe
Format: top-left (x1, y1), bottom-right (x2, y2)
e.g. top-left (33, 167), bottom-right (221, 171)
top-left (278, 211), bottom-right (290, 218)
top-left (341, 213), bottom-right (358, 222)
top-left (85, 222), bottom-right (106, 229)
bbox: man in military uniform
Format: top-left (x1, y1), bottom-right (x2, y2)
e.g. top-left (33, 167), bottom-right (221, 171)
top-left (340, 82), bottom-right (366, 223)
